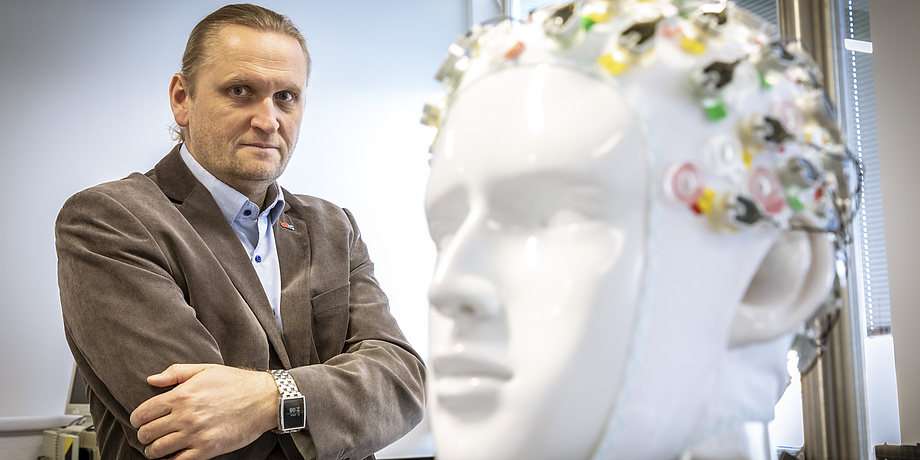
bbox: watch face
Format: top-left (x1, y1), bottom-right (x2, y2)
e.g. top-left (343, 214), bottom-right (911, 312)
top-left (281, 396), bottom-right (306, 430)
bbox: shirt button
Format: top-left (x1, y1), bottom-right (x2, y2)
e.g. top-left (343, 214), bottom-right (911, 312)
top-left (244, 209), bottom-right (253, 216)
top-left (255, 255), bottom-right (262, 263)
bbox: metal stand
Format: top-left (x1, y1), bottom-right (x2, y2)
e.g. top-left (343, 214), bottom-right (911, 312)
top-left (778, 0), bottom-right (871, 457)
top-left (798, 243), bottom-right (870, 458)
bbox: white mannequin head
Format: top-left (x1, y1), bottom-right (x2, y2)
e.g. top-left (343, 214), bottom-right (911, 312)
top-left (422, 2), bottom-right (855, 458)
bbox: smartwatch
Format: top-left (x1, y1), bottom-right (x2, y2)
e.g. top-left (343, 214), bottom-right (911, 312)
top-left (270, 369), bottom-right (306, 434)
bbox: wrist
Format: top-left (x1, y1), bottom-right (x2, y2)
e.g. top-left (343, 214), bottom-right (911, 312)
top-left (258, 371), bottom-right (280, 433)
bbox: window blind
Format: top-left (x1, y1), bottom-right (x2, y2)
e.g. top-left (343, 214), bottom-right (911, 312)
top-left (838, 0), bottom-right (890, 336)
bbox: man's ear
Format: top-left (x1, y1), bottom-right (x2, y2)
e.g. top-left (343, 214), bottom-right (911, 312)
top-left (169, 73), bottom-right (190, 128)
top-left (729, 215), bottom-right (836, 348)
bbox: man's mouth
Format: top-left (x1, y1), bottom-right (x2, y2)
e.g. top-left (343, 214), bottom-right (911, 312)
top-left (242, 142), bottom-right (278, 150)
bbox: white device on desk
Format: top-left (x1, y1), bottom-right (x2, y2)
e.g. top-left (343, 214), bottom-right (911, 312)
top-left (39, 364), bottom-right (99, 460)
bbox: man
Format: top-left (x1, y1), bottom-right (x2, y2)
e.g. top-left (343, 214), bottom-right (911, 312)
top-left (56, 4), bottom-right (425, 459)
top-left (422, 1), bottom-right (854, 459)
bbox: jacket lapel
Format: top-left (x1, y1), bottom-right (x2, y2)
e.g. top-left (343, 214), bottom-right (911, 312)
top-left (150, 146), bottom-right (293, 368)
top-left (275, 194), bottom-right (320, 366)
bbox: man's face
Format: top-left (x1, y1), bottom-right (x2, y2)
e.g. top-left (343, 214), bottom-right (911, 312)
top-left (424, 65), bottom-right (649, 459)
top-left (174, 25), bottom-right (307, 198)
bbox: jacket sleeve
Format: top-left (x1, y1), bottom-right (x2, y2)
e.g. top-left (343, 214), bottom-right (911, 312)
top-left (290, 208), bottom-right (427, 460)
top-left (56, 186), bottom-right (226, 455)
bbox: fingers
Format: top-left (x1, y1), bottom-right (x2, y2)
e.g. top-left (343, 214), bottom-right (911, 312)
top-left (130, 393), bottom-right (172, 430)
top-left (142, 426), bottom-right (224, 460)
top-left (168, 449), bottom-right (207, 460)
top-left (134, 404), bottom-right (210, 459)
top-left (131, 363), bottom-right (218, 431)
top-left (147, 363), bottom-right (213, 388)
top-left (134, 403), bottom-right (184, 445)
top-left (142, 430), bottom-right (189, 460)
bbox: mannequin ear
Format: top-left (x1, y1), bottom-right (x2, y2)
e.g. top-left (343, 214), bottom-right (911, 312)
top-left (729, 215), bottom-right (836, 347)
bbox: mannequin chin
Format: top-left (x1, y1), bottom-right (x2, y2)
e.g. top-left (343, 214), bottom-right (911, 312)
top-left (424, 2), bottom-right (846, 458)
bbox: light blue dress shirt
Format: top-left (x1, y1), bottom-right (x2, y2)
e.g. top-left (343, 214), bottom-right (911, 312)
top-left (179, 144), bottom-right (285, 332)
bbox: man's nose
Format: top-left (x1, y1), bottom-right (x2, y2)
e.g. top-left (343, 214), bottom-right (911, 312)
top-left (251, 97), bottom-right (280, 133)
top-left (428, 216), bottom-right (501, 321)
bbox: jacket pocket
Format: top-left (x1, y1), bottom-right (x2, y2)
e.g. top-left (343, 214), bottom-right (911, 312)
top-left (311, 283), bottom-right (350, 362)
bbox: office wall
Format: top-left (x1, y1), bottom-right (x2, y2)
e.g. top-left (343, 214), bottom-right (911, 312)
top-left (0, 0), bottom-right (464, 441)
top-left (868, 0), bottom-right (920, 444)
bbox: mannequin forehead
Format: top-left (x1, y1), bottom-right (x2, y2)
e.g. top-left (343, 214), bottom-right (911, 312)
top-left (427, 64), bottom-right (646, 204)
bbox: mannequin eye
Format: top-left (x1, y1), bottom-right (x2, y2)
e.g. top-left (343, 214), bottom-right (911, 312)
top-left (543, 207), bottom-right (589, 228)
top-left (535, 194), bottom-right (600, 230)
top-left (428, 213), bottom-right (467, 250)
top-left (428, 222), bottom-right (456, 250)
top-left (492, 181), bottom-right (603, 232)
top-left (427, 192), bottom-right (471, 249)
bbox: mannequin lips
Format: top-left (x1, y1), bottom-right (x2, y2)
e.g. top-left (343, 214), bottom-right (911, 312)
top-left (433, 353), bottom-right (512, 378)
top-left (433, 353), bottom-right (512, 410)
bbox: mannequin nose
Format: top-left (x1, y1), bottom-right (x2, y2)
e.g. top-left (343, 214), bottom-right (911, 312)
top-left (429, 274), bottom-right (500, 320)
top-left (428, 220), bottom-right (501, 320)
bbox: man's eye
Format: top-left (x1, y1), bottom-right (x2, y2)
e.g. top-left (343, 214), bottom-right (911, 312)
top-left (230, 86), bottom-right (250, 96)
top-left (276, 91), bottom-right (295, 102)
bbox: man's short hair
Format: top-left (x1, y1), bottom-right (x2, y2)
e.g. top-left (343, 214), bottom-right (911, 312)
top-left (174, 3), bottom-right (310, 143)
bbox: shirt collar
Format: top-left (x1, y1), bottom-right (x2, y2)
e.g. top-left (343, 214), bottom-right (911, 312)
top-left (179, 143), bottom-right (285, 225)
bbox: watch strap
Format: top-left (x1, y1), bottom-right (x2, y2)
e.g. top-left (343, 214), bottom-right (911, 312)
top-left (270, 369), bottom-right (306, 434)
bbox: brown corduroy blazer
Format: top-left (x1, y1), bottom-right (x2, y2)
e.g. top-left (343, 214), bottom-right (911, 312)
top-left (56, 146), bottom-right (426, 459)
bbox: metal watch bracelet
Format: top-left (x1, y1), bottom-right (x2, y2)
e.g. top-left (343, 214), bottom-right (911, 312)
top-left (270, 369), bottom-right (306, 434)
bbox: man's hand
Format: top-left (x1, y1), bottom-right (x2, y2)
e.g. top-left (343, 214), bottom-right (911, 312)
top-left (129, 364), bottom-right (279, 460)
